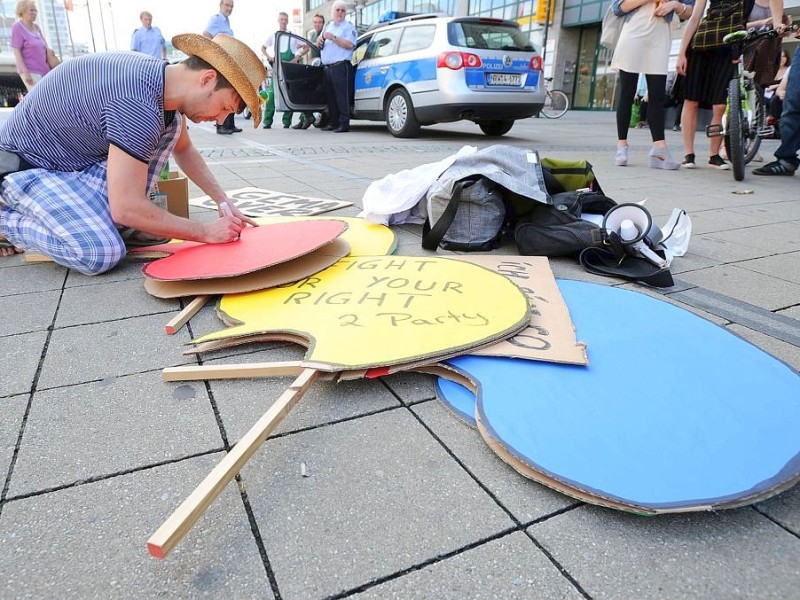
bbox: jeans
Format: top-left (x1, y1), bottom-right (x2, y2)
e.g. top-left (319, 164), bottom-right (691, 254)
top-left (775, 45), bottom-right (800, 168)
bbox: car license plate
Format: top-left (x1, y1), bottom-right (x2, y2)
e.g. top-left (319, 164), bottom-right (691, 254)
top-left (487, 73), bottom-right (521, 86)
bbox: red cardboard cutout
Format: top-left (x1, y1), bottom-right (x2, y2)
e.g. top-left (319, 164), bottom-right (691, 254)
top-left (142, 220), bottom-right (347, 281)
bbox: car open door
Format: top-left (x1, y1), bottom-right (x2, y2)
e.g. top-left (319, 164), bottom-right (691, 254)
top-left (273, 31), bottom-right (327, 113)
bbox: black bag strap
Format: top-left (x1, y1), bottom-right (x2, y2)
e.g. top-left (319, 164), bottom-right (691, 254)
top-left (422, 178), bottom-right (472, 251)
top-left (541, 167), bottom-right (566, 195)
top-left (578, 235), bottom-right (674, 288)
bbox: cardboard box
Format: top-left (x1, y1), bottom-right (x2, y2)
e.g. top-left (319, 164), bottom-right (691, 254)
top-left (156, 171), bottom-right (189, 218)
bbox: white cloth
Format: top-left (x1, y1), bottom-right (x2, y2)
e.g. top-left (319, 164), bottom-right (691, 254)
top-left (359, 146), bottom-right (478, 225)
top-left (611, 4), bottom-right (672, 75)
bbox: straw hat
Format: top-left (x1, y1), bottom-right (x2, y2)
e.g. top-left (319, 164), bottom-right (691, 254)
top-left (172, 33), bottom-right (266, 128)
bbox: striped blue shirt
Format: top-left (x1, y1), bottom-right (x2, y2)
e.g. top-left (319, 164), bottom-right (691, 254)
top-left (0, 51), bottom-right (173, 170)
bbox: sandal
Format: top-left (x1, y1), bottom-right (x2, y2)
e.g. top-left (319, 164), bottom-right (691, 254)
top-left (0, 235), bottom-right (23, 255)
top-left (117, 227), bottom-right (170, 248)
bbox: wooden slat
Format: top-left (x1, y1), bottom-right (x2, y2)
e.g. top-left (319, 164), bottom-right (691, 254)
top-left (24, 252), bottom-right (52, 263)
top-left (165, 295), bottom-right (210, 335)
top-left (147, 367), bottom-right (320, 559)
top-left (163, 361), bottom-right (307, 382)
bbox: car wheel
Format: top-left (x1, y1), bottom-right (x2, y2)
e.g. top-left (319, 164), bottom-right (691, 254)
top-left (386, 89), bottom-right (420, 138)
top-left (479, 119), bottom-right (514, 136)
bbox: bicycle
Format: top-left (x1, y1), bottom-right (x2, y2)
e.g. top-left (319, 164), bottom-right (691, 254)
top-left (540, 77), bottom-right (570, 119)
top-left (715, 24), bottom-right (797, 181)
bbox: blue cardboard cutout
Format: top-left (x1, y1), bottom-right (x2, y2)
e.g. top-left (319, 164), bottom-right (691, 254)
top-left (437, 280), bottom-right (800, 513)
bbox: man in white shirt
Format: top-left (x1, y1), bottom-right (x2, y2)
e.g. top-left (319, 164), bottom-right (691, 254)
top-left (261, 11), bottom-right (299, 129)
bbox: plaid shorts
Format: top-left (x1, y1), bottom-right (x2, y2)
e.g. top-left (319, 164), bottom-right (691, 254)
top-left (0, 161), bottom-right (126, 275)
top-left (0, 115), bottom-right (181, 275)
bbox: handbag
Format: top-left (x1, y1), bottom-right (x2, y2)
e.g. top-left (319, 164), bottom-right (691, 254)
top-left (600, 2), bottom-right (626, 51)
top-left (46, 48), bottom-right (60, 69)
top-left (693, 0), bottom-right (744, 50)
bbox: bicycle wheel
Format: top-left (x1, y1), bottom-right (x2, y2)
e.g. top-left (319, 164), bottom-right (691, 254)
top-left (541, 90), bottom-right (569, 119)
top-left (724, 79), bottom-right (746, 181)
top-left (743, 87), bottom-right (765, 164)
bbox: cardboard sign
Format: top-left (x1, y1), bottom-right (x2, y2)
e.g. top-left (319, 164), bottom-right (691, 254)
top-left (190, 187), bottom-right (352, 217)
top-left (451, 256), bottom-right (587, 365)
top-left (438, 280), bottom-right (800, 514)
top-left (144, 238), bottom-right (350, 299)
top-left (192, 256), bottom-right (531, 372)
top-left (142, 220), bottom-right (347, 281)
top-left (253, 216), bottom-right (397, 256)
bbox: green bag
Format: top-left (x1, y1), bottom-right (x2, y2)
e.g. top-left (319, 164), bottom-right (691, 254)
top-left (629, 99), bottom-right (641, 128)
top-left (540, 157), bottom-right (603, 195)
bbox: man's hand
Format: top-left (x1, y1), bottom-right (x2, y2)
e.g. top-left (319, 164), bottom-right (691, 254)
top-left (217, 200), bottom-right (258, 227)
top-left (203, 212), bottom-right (244, 243)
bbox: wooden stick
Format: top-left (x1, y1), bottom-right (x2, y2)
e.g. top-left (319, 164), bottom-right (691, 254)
top-left (165, 295), bottom-right (210, 335)
top-left (24, 252), bottom-right (52, 263)
top-left (147, 367), bottom-right (320, 559)
top-left (163, 361), bottom-right (307, 382)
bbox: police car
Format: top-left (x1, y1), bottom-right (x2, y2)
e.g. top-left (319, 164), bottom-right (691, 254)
top-left (273, 14), bottom-right (545, 138)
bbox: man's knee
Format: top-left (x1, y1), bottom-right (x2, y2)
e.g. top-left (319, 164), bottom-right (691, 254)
top-left (72, 241), bottom-right (126, 276)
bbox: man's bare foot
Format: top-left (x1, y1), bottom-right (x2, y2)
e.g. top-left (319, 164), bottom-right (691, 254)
top-left (0, 233), bottom-right (24, 257)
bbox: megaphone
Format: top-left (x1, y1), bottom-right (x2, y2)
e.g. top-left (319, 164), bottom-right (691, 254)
top-left (602, 203), bottom-right (662, 245)
top-left (602, 203), bottom-right (667, 268)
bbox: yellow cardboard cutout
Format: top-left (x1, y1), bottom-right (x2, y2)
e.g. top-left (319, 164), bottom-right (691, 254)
top-left (193, 256), bottom-right (530, 371)
top-left (254, 216), bottom-right (396, 257)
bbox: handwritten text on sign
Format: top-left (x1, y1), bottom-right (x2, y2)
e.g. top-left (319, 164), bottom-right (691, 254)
top-left (454, 256), bottom-right (588, 365)
top-left (194, 256), bottom-right (530, 371)
top-left (189, 187), bottom-right (353, 217)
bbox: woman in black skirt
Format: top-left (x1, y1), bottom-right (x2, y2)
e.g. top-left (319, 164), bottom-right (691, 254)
top-left (676, 0), bottom-right (783, 169)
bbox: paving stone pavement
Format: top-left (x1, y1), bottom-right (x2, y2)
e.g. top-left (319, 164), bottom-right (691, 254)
top-left (1, 109), bottom-right (799, 599)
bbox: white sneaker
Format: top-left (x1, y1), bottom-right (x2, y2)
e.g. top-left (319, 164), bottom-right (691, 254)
top-left (615, 146), bottom-right (628, 166)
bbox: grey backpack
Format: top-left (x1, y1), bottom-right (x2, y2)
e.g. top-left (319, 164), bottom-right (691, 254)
top-left (423, 175), bottom-right (506, 251)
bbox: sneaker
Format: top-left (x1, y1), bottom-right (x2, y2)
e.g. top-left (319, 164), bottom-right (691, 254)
top-left (681, 153), bottom-right (696, 169)
top-left (614, 146), bottom-right (628, 166)
top-left (708, 154), bottom-right (730, 170)
top-left (752, 160), bottom-right (797, 176)
top-left (648, 147), bottom-right (679, 170)
top-left (672, 124), bottom-right (681, 132)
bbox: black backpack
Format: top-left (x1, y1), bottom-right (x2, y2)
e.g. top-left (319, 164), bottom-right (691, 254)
top-left (514, 159), bottom-right (616, 257)
top-left (514, 189), bottom-right (617, 257)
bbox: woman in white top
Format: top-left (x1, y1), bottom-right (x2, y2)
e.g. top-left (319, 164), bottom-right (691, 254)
top-left (611, 0), bottom-right (694, 169)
